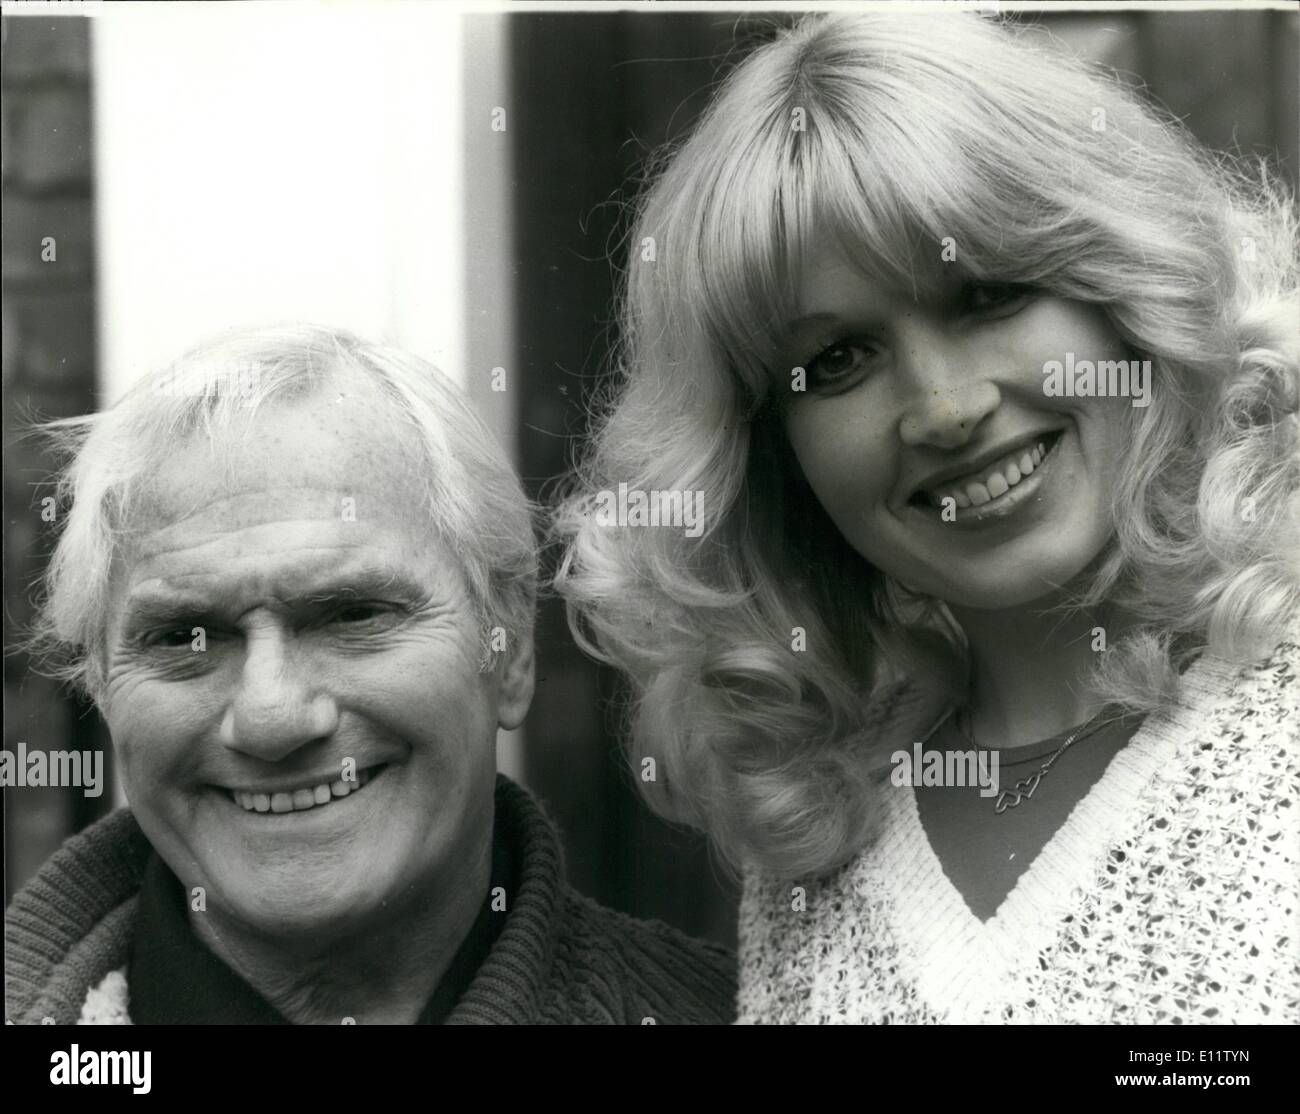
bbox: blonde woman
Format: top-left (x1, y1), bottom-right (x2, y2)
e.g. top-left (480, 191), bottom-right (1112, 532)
top-left (555, 12), bottom-right (1299, 1023)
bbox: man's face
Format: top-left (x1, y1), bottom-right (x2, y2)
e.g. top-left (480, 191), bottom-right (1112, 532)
top-left (101, 380), bottom-right (532, 944)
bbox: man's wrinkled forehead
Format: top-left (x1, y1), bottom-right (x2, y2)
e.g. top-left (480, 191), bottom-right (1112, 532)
top-left (106, 379), bottom-right (450, 609)
top-left (116, 551), bottom-right (443, 637)
top-left (129, 375), bottom-right (429, 530)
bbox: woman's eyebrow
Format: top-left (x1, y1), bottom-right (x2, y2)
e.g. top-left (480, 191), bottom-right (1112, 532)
top-left (778, 310), bottom-right (887, 355)
top-left (783, 310), bottom-right (842, 333)
top-left (767, 312), bottom-right (854, 371)
top-left (784, 274), bottom-right (977, 340)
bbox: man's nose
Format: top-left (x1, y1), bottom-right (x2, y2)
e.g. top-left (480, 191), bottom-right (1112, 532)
top-left (219, 626), bottom-right (338, 760)
top-left (894, 326), bottom-right (1000, 449)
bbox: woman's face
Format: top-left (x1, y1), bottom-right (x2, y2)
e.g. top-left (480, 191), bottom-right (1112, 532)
top-left (778, 243), bottom-right (1135, 611)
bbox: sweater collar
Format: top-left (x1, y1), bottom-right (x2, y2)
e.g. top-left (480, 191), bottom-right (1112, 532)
top-left (126, 828), bottom-right (513, 1024)
top-left (5, 775), bottom-right (567, 1025)
top-left (448, 776), bottom-right (565, 1023)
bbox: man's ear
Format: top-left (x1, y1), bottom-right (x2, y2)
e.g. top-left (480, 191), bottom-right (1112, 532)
top-left (495, 627), bottom-right (535, 731)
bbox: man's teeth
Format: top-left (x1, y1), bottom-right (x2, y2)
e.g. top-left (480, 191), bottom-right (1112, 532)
top-left (233, 768), bottom-right (374, 813)
top-left (931, 440), bottom-right (1050, 509)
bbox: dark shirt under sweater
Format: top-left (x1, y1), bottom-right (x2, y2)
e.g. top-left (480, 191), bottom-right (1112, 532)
top-left (915, 709), bottom-right (1145, 922)
top-left (128, 832), bottom-right (514, 1024)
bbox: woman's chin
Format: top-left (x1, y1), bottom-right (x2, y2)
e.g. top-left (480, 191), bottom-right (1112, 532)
top-left (908, 551), bottom-right (1108, 611)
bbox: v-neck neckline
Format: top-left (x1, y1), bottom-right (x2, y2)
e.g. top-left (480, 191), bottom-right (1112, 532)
top-left (861, 652), bottom-right (1235, 1022)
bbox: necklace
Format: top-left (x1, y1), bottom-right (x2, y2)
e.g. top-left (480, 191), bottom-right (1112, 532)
top-left (956, 708), bottom-right (1112, 814)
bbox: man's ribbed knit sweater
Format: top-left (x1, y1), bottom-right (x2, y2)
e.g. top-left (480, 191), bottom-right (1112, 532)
top-left (6, 776), bottom-right (737, 1025)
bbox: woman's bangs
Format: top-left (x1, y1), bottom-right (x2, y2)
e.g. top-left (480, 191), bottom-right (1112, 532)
top-left (691, 131), bottom-right (938, 399)
top-left (687, 129), bottom-right (811, 403)
top-left (691, 86), bottom-right (1072, 403)
top-left (810, 147), bottom-right (947, 305)
top-left (811, 99), bottom-right (1069, 295)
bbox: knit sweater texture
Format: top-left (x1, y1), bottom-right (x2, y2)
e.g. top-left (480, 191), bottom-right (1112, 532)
top-left (6, 775), bottom-right (736, 1025)
top-left (738, 635), bottom-right (1300, 1024)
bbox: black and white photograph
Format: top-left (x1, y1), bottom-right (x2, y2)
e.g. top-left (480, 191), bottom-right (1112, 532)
top-left (2, 0), bottom-right (1297, 1085)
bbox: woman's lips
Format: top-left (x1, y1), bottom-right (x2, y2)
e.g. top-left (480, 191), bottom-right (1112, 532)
top-left (924, 433), bottom-right (1058, 509)
top-left (910, 430), bottom-right (1064, 526)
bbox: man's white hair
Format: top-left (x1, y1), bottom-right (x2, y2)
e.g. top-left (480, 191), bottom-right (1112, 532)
top-left (30, 323), bottom-right (537, 701)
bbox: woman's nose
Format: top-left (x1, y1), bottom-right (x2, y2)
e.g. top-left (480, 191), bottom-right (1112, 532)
top-left (893, 327), bottom-right (1000, 449)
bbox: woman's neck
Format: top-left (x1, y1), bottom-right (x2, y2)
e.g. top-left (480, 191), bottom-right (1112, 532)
top-left (947, 595), bottom-right (1131, 750)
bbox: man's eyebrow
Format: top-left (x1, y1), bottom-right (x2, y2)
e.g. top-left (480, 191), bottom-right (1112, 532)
top-left (116, 597), bottom-right (215, 640)
top-left (120, 590), bottom-right (210, 619)
top-left (120, 571), bottom-right (432, 627)
top-left (298, 571), bottom-right (430, 604)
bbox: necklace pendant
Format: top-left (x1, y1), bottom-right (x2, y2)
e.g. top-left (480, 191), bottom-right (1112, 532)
top-left (994, 770), bottom-right (1042, 813)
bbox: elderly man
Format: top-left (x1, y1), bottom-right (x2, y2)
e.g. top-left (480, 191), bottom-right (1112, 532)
top-left (5, 325), bottom-right (735, 1025)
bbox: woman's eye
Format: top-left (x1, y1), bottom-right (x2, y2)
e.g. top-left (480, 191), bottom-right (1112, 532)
top-left (963, 282), bottom-right (1035, 317)
top-left (805, 339), bottom-right (878, 390)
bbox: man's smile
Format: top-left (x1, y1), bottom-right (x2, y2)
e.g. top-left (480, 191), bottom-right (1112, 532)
top-left (222, 762), bottom-right (389, 814)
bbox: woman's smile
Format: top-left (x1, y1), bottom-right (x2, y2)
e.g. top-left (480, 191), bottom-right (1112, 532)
top-left (781, 246), bottom-right (1133, 609)
top-left (903, 428), bottom-right (1065, 529)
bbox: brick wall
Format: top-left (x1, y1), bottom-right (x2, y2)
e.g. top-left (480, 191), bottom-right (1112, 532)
top-left (3, 15), bottom-right (108, 903)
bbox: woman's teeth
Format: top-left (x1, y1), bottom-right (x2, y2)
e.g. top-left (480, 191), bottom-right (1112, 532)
top-left (929, 440), bottom-right (1053, 509)
top-left (232, 767), bottom-right (375, 814)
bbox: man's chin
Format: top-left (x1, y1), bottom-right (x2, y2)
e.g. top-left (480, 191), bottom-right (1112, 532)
top-left (205, 872), bottom-right (394, 946)
top-left (182, 819), bottom-right (407, 943)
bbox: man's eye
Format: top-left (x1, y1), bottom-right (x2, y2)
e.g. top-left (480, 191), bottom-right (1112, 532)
top-left (963, 282), bottom-right (1035, 317)
top-left (143, 626), bottom-right (200, 649)
top-left (805, 338), bottom-right (878, 390)
top-left (329, 603), bottom-right (391, 624)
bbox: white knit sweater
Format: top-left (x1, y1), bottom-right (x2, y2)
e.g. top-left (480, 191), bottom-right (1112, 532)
top-left (738, 635), bottom-right (1300, 1024)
